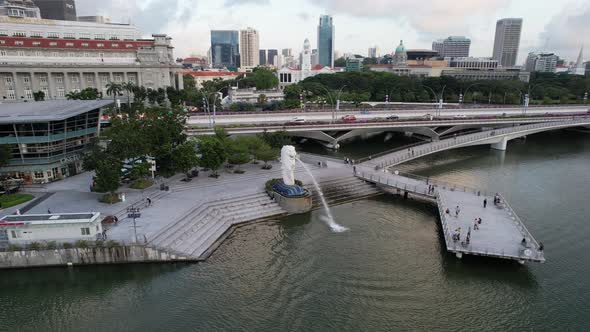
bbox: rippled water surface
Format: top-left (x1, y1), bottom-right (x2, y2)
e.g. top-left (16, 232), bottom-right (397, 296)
top-left (1, 131), bottom-right (590, 331)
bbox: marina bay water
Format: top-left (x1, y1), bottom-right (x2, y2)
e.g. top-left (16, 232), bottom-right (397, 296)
top-left (2, 131), bottom-right (590, 331)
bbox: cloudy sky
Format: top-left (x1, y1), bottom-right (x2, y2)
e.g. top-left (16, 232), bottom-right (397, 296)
top-left (76, 0), bottom-right (589, 64)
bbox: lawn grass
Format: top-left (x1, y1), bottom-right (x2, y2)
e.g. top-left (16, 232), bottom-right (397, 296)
top-left (130, 178), bottom-right (154, 190)
top-left (0, 193), bottom-right (34, 208)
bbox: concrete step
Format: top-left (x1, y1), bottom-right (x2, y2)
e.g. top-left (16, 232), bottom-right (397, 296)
top-left (150, 192), bottom-right (269, 247)
top-left (172, 201), bottom-right (283, 255)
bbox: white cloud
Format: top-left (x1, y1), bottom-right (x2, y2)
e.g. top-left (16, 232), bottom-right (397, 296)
top-left (538, 3), bottom-right (590, 61)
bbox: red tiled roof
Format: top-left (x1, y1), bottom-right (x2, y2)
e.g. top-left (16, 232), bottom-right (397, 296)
top-left (183, 57), bottom-right (206, 63)
top-left (0, 36), bottom-right (153, 51)
top-left (312, 64), bottom-right (325, 70)
top-left (184, 71), bottom-right (246, 77)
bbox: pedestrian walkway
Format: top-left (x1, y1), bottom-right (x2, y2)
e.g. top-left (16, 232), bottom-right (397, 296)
top-left (357, 169), bottom-right (545, 263)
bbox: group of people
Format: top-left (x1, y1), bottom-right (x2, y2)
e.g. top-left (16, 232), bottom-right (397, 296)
top-left (407, 148), bottom-right (415, 156)
top-left (473, 217), bottom-right (482, 230)
top-left (444, 205), bottom-right (461, 217)
top-left (493, 193), bottom-right (502, 206)
top-left (344, 157), bottom-right (355, 165)
top-left (427, 185), bottom-right (436, 195)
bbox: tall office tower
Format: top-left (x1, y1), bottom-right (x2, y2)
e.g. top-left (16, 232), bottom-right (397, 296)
top-left (311, 49), bottom-right (319, 66)
top-left (267, 49), bottom-right (278, 66)
top-left (440, 36), bottom-right (471, 58)
top-left (317, 15), bottom-right (334, 67)
top-left (259, 49), bottom-right (267, 65)
top-left (282, 48), bottom-right (292, 57)
top-left (492, 18), bottom-right (523, 67)
top-left (432, 40), bottom-right (444, 56)
top-left (239, 27), bottom-right (260, 68)
top-left (33, 0), bottom-right (76, 21)
top-left (368, 46), bottom-right (380, 58)
top-left (210, 30), bottom-right (240, 68)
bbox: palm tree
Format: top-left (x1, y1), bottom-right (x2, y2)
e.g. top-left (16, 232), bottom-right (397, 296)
top-left (105, 82), bottom-right (122, 110)
top-left (122, 82), bottom-right (135, 107)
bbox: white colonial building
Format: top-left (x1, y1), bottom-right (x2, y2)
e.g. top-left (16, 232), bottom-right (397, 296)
top-left (226, 87), bottom-right (284, 104)
top-left (0, 15), bottom-right (183, 101)
top-left (277, 38), bottom-right (336, 89)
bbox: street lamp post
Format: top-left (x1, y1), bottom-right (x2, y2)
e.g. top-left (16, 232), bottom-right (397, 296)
top-left (422, 85), bottom-right (446, 118)
top-left (202, 97), bottom-right (212, 127)
top-left (335, 85), bottom-right (347, 119)
top-left (127, 207), bottom-right (141, 243)
top-left (584, 92), bottom-right (588, 105)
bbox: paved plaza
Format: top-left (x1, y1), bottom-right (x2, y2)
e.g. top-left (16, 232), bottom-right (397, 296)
top-left (3, 160), bottom-right (353, 247)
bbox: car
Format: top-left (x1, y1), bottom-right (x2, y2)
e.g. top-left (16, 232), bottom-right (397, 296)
top-left (454, 114), bottom-right (467, 119)
top-left (423, 114), bottom-right (434, 120)
top-left (386, 115), bottom-right (399, 120)
top-left (342, 115), bottom-right (357, 123)
top-left (290, 117), bottom-right (306, 124)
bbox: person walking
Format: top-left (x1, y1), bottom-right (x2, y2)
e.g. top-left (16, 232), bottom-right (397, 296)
top-left (47, 209), bottom-right (51, 214)
top-left (353, 166), bottom-right (357, 175)
top-left (146, 197), bottom-right (152, 207)
top-left (455, 205), bottom-right (460, 217)
top-left (483, 198), bottom-right (487, 208)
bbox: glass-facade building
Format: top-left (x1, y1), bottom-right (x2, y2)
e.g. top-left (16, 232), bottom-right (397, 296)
top-left (0, 100), bottom-right (111, 184)
top-left (210, 30), bottom-right (240, 69)
top-left (317, 15), bottom-right (334, 68)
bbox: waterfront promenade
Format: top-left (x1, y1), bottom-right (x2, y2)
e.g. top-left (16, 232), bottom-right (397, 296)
top-left (356, 170), bottom-right (545, 263)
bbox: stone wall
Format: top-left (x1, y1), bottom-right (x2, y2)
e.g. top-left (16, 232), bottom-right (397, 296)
top-left (0, 245), bottom-right (195, 269)
top-left (268, 190), bottom-right (312, 214)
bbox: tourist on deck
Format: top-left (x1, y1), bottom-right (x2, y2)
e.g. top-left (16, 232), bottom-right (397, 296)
top-left (147, 197), bottom-right (152, 207)
top-left (521, 238), bottom-right (527, 245)
top-left (539, 242), bottom-right (544, 251)
top-left (455, 206), bottom-right (461, 217)
top-left (47, 209), bottom-right (51, 214)
top-left (478, 218), bottom-right (482, 224)
top-left (483, 198), bottom-right (487, 208)
top-left (114, 216), bottom-right (119, 225)
top-left (445, 208), bottom-right (450, 215)
top-left (353, 166), bottom-right (357, 175)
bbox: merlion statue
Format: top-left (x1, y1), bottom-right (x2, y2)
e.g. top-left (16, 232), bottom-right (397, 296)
top-left (280, 145), bottom-right (297, 186)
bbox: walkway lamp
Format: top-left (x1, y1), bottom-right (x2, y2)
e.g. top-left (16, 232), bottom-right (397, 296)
top-left (584, 92), bottom-right (588, 105)
top-left (422, 85), bottom-right (445, 118)
top-left (335, 85), bottom-right (347, 118)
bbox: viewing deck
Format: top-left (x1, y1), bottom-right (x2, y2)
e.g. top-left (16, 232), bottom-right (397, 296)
top-left (357, 170), bottom-right (546, 264)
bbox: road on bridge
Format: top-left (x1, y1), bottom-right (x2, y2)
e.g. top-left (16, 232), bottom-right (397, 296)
top-left (188, 106), bottom-right (589, 126)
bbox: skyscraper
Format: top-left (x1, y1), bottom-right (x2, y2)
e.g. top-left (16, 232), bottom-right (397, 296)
top-left (525, 53), bottom-right (558, 73)
top-left (368, 46), bottom-right (380, 58)
top-left (432, 40), bottom-right (444, 56)
top-left (210, 30), bottom-right (239, 68)
top-left (434, 36), bottom-right (471, 58)
top-left (267, 49), bottom-right (278, 66)
top-left (33, 0), bottom-right (77, 21)
top-left (259, 49), bottom-right (267, 65)
top-left (317, 15), bottom-right (334, 68)
top-left (282, 48), bottom-right (292, 57)
top-left (492, 18), bottom-right (523, 67)
top-left (239, 27), bottom-right (260, 68)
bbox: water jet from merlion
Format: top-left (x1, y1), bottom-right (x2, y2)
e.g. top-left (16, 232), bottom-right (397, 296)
top-left (280, 145), bottom-right (348, 233)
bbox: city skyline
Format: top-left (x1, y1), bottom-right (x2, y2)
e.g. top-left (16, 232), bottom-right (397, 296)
top-left (75, 0), bottom-right (589, 64)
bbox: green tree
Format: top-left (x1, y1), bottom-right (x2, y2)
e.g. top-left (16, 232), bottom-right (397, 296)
top-left (122, 82), bottom-right (135, 107)
top-left (251, 67), bottom-right (279, 90)
top-left (257, 93), bottom-right (267, 107)
top-left (227, 138), bottom-right (251, 172)
top-left (183, 74), bottom-right (196, 90)
top-left (172, 141), bottom-right (199, 178)
top-left (260, 130), bottom-right (293, 149)
top-left (33, 90), bottom-right (45, 101)
top-left (197, 136), bottom-right (227, 177)
top-left (106, 82), bottom-right (122, 109)
top-left (129, 162), bottom-right (150, 181)
top-left (254, 144), bottom-right (278, 169)
top-left (0, 145), bottom-right (12, 166)
top-left (79, 87), bottom-right (100, 100)
top-left (65, 91), bottom-right (81, 100)
top-left (334, 57), bottom-right (346, 67)
top-left (93, 155), bottom-right (121, 194)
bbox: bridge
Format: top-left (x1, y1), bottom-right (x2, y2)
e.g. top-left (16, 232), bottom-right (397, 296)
top-left (348, 118), bottom-right (590, 263)
top-left (186, 106), bottom-right (590, 149)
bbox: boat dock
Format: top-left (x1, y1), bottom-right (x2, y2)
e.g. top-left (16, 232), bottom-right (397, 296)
top-left (357, 169), bottom-right (546, 264)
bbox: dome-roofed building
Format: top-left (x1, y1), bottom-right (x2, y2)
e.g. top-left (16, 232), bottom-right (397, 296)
top-left (393, 40), bottom-right (407, 66)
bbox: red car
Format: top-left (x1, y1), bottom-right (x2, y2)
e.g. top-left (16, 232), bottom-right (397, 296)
top-left (342, 115), bottom-right (357, 123)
